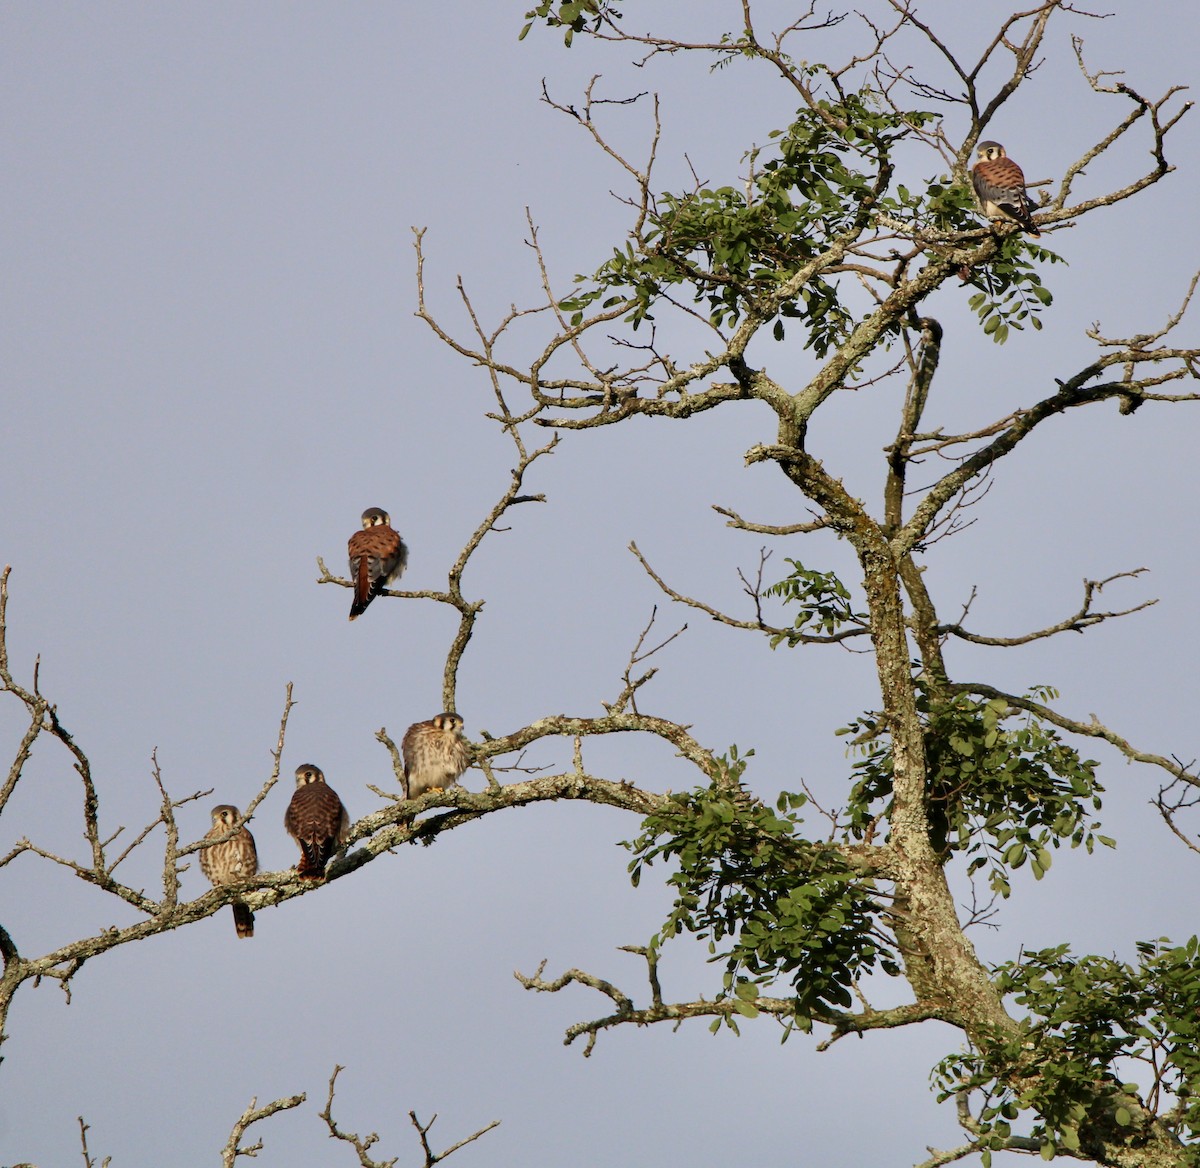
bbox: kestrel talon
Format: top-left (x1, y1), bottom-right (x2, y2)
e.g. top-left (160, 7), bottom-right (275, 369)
top-left (199, 805), bottom-right (259, 938)
top-left (402, 713), bottom-right (470, 800)
top-left (971, 141), bottom-right (1041, 237)
top-left (348, 507), bottom-right (408, 621)
top-left (284, 764), bottom-right (350, 879)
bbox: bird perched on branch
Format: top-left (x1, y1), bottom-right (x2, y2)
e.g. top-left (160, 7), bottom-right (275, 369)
top-left (971, 140), bottom-right (1041, 237)
top-left (284, 764), bottom-right (350, 879)
top-left (347, 507), bottom-right (408, 621)
top-left (402, 713), bottom-right (470, 800)
top-left (199, 805), bottom-right (258, 938)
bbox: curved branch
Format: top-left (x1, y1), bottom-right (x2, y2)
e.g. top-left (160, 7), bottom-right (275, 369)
top-left (940, 570), bottom-right (1157, 647)
top-left (945, 681), bottom-right (1197, 787)
top-left (711, 504), bottom-right (829, 536)
top-left (896, 343), bottom-right (1200, 555)
top-left (221, 1092), bottom-right (306, 1168)
top-left (629, 541), bottom-right (869, 646)
top-left (515, 946), bottom-right (948, 1057)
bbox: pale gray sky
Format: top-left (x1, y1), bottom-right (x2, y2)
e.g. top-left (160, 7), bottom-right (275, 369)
top-left (2, 3), bottom-right (1198, 1165)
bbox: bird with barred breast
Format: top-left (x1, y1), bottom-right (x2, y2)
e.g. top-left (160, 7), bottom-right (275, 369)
top-left (402, 713), bottom-right (470, 800)
top-left (199, 804), bottom-right (259, 938)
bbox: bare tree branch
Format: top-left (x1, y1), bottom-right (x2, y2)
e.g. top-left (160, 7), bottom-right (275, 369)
top-left (939, 569), bottom-right (1157, 646)
top-left (319, 1065), bottom-right (499, 1168)
top-left (220, 1092), bottom-right (306, 1168)
top-left (78, 1116), bottom-right (111, 1168)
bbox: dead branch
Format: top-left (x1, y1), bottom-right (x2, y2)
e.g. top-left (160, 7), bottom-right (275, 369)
top-left (220, 1092), bottom-right (306, 1168)
top-left (78, 1116), bottom-right (111, 1168)
top-left (604, 606), bottom-right (687, 717)
top-left (939, 569), bottom-right (1156, 646)
top-left (319, 1065), bottom-right (499, 1168)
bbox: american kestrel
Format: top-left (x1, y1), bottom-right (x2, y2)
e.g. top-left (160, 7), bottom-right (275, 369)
top-left (402, 713), bottom-right (470, 800)
top-left (348, 507), bottom-right (408, 621)
top-left (284, 763), bottom-right (351, 879)
top-left (971, 141), bottom-right (1041, 237)
top-left (199, 804), bottom-right (259, 938)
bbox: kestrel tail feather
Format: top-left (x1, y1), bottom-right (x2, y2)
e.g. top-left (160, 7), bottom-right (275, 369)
top-left (298, 838), bottom-right (332, 878)
top-left (350, 554), bottom-right (372, 620)
top-left (1005, 199), bottom-right (1040, 237)
top-left (232, 903), bottom-right (254, 938)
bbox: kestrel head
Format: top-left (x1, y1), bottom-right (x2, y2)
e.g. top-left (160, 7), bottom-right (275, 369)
top-left (975, 140), bottom-right (1006, 162)
top-left (294, 763), bottom-right (326, 787)
top-left (361, 507), bottom-right (391, 529)
top-left (211, 804), bottom-right (242, 828)
top-left (432, 712), bottom-right (464, 734)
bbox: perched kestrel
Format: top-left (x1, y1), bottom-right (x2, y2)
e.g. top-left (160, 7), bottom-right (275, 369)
top-left (402, 713), bottom-right (470, 800)
top-left (971, 141), bottom-right (1041, 237)
top-left (199, 805), bottom-right (259, 938)
top-left (348, 507), bottom-right (408, 621)
top-left (284, 763), bottom-right (351, 879)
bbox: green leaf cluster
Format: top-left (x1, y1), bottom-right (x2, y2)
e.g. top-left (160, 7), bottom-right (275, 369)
top-left (519, 0), bottom-right (619, 45)
top-left (560, 93), bottom-right (941, 354)
top-left (763, 558), bottom-right (865, 646)
top-left (842, 685), bottom-right (1109, 896)
top-left (625, 749), bottom-right (899, 1024)
top-left (933, 940), bottom-right (1200, 1162)
top-left (965, 236), bottom-right (1063, 344)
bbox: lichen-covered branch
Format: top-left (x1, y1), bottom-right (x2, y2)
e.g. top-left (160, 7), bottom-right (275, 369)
top-left (515, 946), bottom-right (947, 1057)
top-left (220, 1092), bottom-right (306, 1168)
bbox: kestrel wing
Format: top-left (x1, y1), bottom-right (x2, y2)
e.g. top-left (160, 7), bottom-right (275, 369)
top-left (286, 782), bottom-right (347, 877)
top-left (972, 159), bottom-right (1040, 235)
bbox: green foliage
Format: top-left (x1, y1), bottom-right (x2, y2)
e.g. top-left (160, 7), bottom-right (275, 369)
top-left (964, 236), bottom-right (1064, 344)
top-left (530, 18), bottom-right (1062, 355)
top-left (519, 0), bottom-right (619, 45)
top-left (842, 684), bottom-right (1109, 897)
top-left (933, 940), bottom-right (1200, 1162)
top-left (922, 175), bottom-right (982, 229)
top-left (763, 558), bottom-right (866, 646)
top-left (557, 90), bottom-right (1064, 358)
top-left (559, 92), bottom-right (941, 354)
top-left (626, 748), bottom-right (899, 1024)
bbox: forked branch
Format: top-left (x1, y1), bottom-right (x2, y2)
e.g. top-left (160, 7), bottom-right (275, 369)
top-left (515, 946), bottom-right (947, 1057)
top-left (220, 1092), bottom-right (306, 1168)
top-left (320, 1065), bottom-right (499, 1168)
top-left (939, 569), bottom-right (1156, 647)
